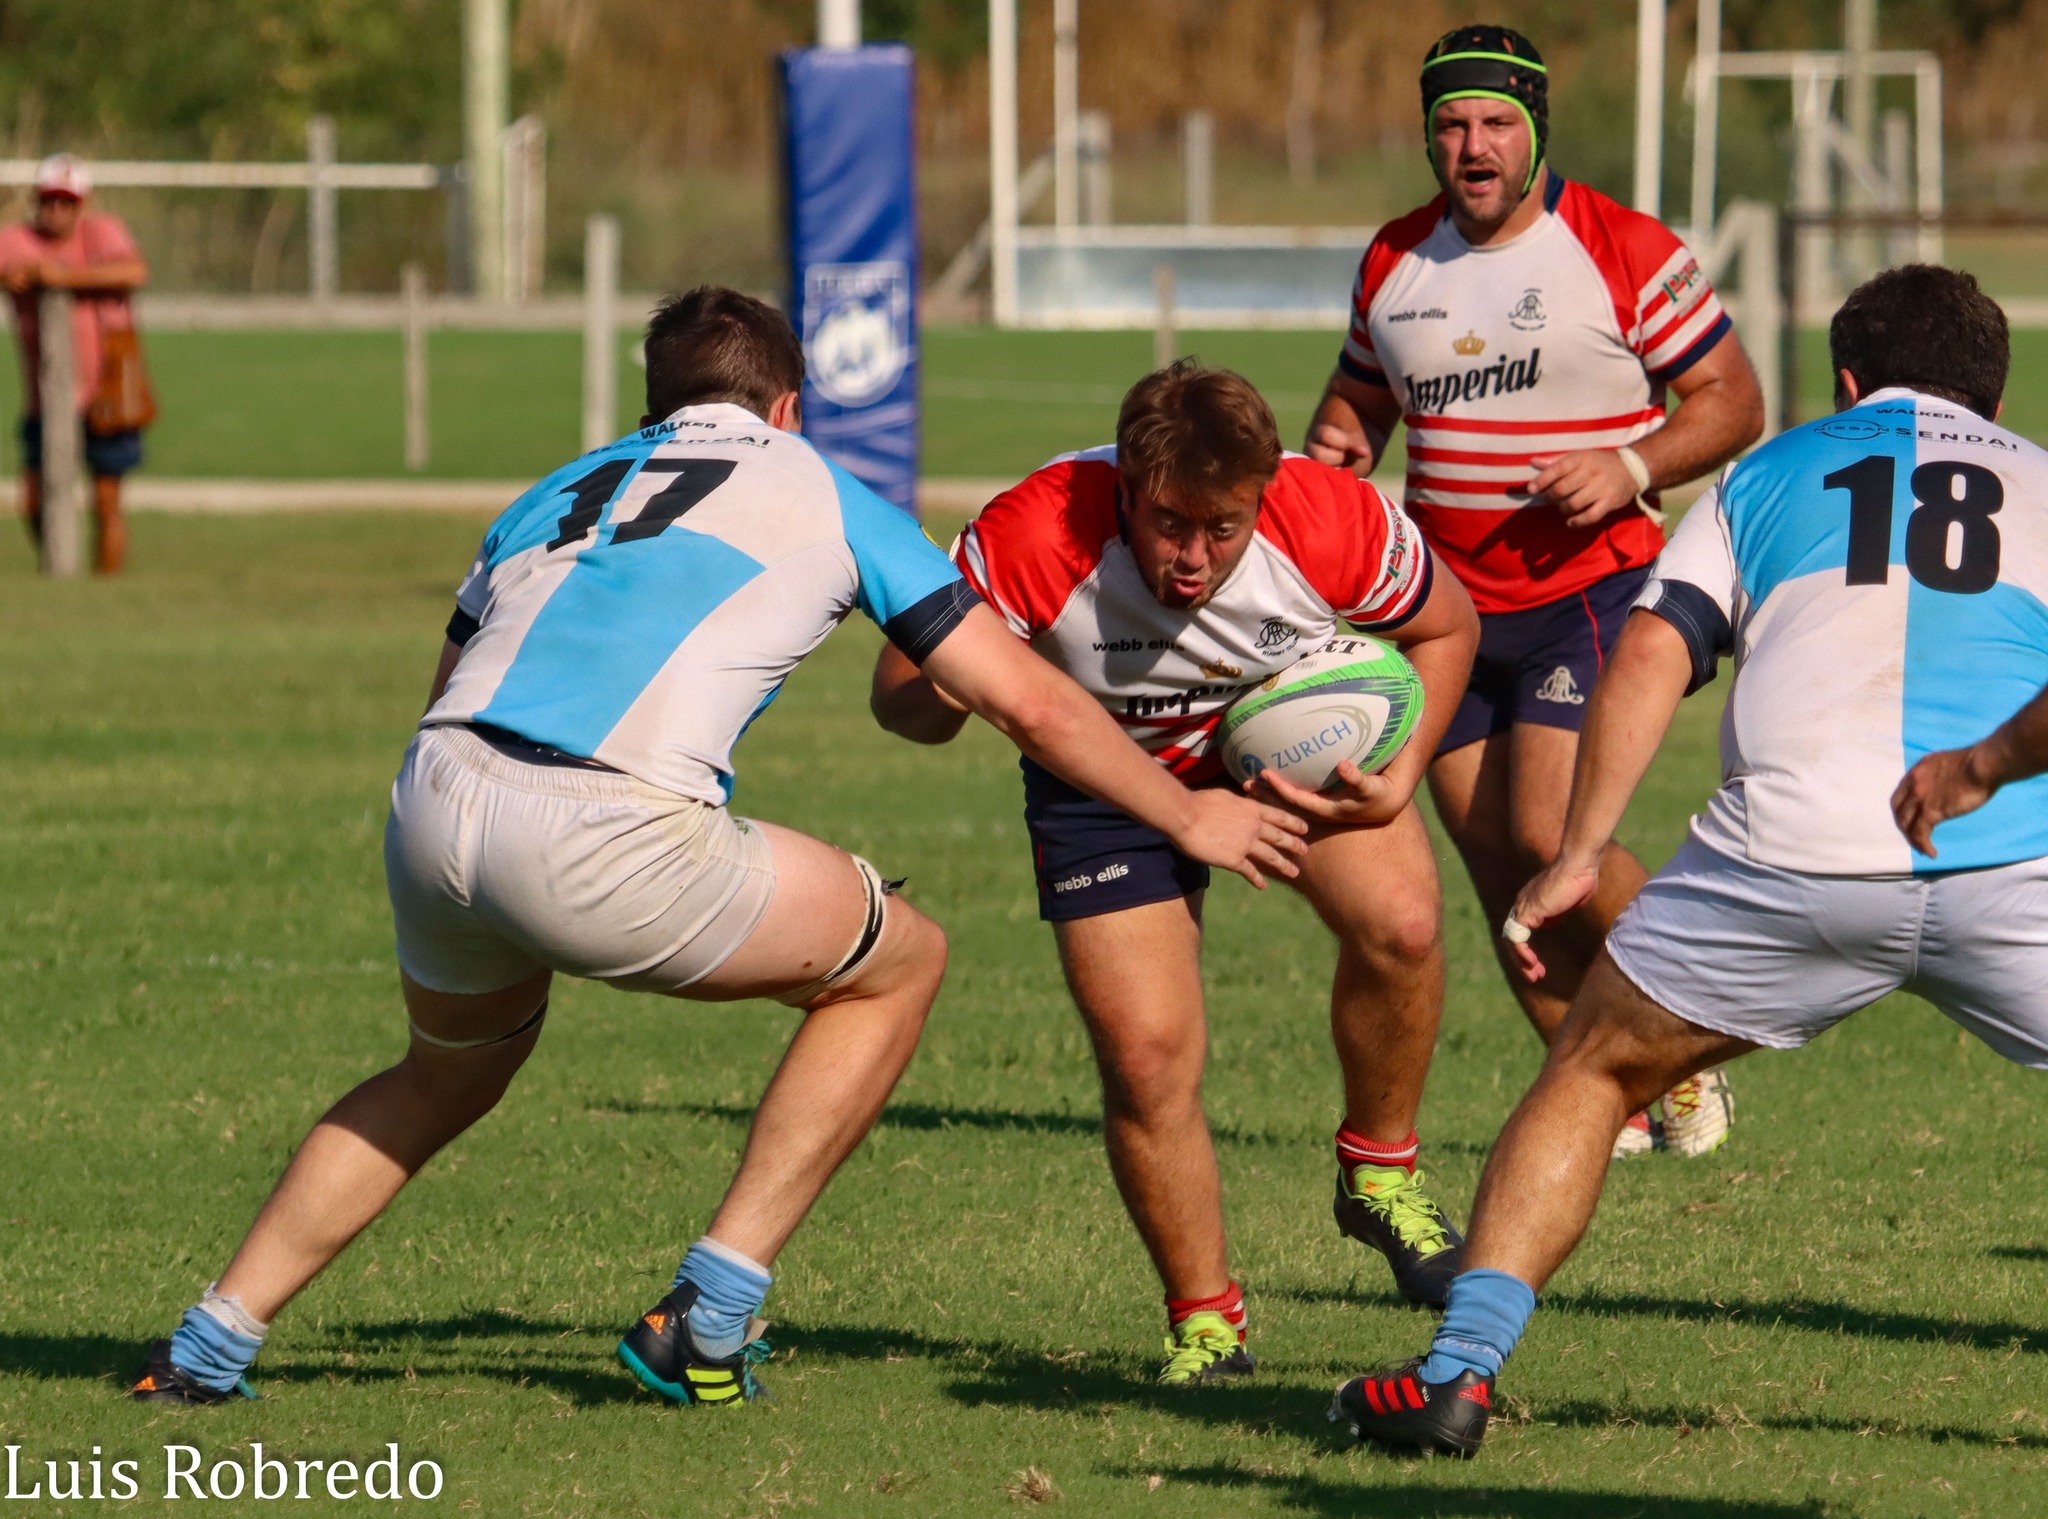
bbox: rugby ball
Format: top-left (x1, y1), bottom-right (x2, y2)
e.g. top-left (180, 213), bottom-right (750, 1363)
top-left (1217, 636), bottom-right (1424, 793)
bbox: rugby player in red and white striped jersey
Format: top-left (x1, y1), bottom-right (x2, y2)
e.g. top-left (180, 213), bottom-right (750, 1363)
top-left (1305, 24), bottom-right (1763, 1157)
top-left (873, 363), bottom-right (1479, 1383)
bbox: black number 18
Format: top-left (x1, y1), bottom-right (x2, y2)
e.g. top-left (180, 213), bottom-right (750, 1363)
top-left (1822, 453), bottom-right (2003, 594)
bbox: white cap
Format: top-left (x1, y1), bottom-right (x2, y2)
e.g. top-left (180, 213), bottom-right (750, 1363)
top-left (34, 153), bottom-right (91, 200)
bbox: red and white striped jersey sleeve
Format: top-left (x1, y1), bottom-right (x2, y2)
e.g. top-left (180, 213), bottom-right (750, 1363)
top-left (1256, 458), bottom-right (1435, 630)
top-left (1339, 201), bottom-right (1443, 390)
top-left (950, 455), bottom-right (1119, 639)
top-left (1621, 224), bottom-right (1729, 381)
top-left (1556, 183), bottom-right (1732, 383)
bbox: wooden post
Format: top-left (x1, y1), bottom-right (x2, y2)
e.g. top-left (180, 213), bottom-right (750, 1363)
top-left (37, 288), bottom-right (82, 578)
top-left (308, 115), bottom-right (338, 301)
top-left (1183, 111), bottom-right (1214, 227)
top-left (402, 263), bottom-right (429, 471)
top-left (581, 214), bottom-right (619, 453)
top-left (1152, 263), bottom-right (1176, 372)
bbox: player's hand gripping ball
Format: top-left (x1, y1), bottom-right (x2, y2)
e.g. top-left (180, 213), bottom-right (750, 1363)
top-left (1218, 635), bottom-right (1424, 794)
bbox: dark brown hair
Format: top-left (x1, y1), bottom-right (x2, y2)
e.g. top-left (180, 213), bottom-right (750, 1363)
top-left (1116, 359), bottom-right (1282, 506)
top-left (644, 285), bottom-right (806, 421)
top-left (1830, 264), bottom-right (2009, 420)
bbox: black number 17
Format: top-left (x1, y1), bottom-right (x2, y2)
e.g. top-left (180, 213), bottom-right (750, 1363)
top-left (1824, 453), bottom-right (2003, 594)
top-left (546, 457), bottom-right (738, 552)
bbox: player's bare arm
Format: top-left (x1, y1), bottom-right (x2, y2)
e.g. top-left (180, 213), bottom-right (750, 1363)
top-left (1531, 336), bottom-right (1764, 528)
top-left (913, 604), bottom-right (1309, 888)
top-left (1249, 564), bottom-right (1478, 828)
top-left (425, 638), bottom-right (462, 710)
top-left (1893, 677), bottom-right (2048, 856)
top-left (1305, 368), bottom-right (1401, 475)
top-left (869, 637), bottom-right (969, 743)
top-left (1505, 611), bottom-right (1691, 979)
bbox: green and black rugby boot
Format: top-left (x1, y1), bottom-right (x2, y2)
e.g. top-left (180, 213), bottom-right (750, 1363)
top-left (1334, 1164), bottom-right (1464, 1309)
top-left (1157, 1309), bottom-right (1255, 1386)
top-left (1329, 1357), bottom-right (1491, 1457)
top-left (128, 1340), bottom-right (258, 1405)
top-left (617, 1283), bottom-right (770, 1407)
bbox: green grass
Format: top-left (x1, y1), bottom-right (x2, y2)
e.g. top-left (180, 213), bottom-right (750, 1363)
top-left (0, 327), bottom-right (1375, 484)
top-left (5, 513), bottom-right (2048, 1516)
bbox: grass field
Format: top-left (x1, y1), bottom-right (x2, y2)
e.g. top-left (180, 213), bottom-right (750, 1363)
top-left (6, 506), bottom-right (2048, 1518)
top-left (20, 322), bottom-right (2048, 489)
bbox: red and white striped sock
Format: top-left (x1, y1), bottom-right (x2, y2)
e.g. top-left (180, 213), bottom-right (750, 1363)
top-left (1336, 1123), bottom-right (1419, 1178)
top-left (1165, 1280), bottom-right (1248, 1343)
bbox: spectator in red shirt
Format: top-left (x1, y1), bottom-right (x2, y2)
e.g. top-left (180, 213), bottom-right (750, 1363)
top-left (0, 154), bottom-right (149, 573)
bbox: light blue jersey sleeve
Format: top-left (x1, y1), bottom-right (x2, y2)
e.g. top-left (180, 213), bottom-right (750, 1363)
top-left (827, 460), bottom-right (981, 662)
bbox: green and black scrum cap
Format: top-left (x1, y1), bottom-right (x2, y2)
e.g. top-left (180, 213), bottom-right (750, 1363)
top-left (1421, 25), bottom-right (1548, 189)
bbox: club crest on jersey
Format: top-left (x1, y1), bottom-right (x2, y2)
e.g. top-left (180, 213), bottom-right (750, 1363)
top-left (1254, 618), bottom-right (1299, 653)
top-left (1508, 288), bottom-right (1546, 331)
top-left (1403, 349), bottom-right (1542, 414)
top-left (802, 260), bottom-right (912, 408)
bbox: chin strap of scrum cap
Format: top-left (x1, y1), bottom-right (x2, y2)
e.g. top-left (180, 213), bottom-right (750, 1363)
top-left (1421, 24), bottom-right (1549, 196)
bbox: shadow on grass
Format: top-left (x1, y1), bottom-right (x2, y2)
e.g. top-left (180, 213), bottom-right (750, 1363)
top-left (1144, 1465), bottom-right (1828, 1519)
top-left (594, 1099), bottom-right (1313, 1148)
top-left (1988, 1244), bottom-right (2048, 1263)
top-left (0, 1313), bottom-right (648, 1409)
top-left (1539, 1398), bottom-right (2048, 1451)
top-left (1548, 1289), bottom-right (2048, 1356)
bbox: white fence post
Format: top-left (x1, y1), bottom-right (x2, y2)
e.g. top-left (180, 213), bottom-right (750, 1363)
top-left (308, 115), bottom-right (338, 301)
top-left (582, 215), bottom-right (619, 454)
top-left (988, 0), bottom-right (1020, 325)
top-left (402, 263), bottom-right (430, 471)
top-left (1079, 110), bottom-right (1112, 226)
top-left (500, 116), bottom-right (547, 304)
top-left (1183, 111), bottom-right (1213, 227)
top-left (1152, 264), bottom-right (1176, 371)
top-left (36, 288), bottom-right (81, 578)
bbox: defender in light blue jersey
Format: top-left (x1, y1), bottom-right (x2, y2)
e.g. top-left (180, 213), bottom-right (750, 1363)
top-left (131, 288), bottom-right (1306, 1411)
top-left (1335, 266), bottom-right (2048, 1459)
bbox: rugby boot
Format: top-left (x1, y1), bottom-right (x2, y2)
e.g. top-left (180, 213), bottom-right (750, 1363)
top-left (1610, 1109), bottom-right (1663, 1159)
top-left (1660, 1068), bottom-right (1735, 1157)
top-left (617, 1282), bottom-right (771, 1406)
top-left (1156, 1310), bottom-right (1255, 1386)
top-left (1334, 1164), bottom-right (1464, 1309)
top-left (1329, 1357), bottom-right (1492, 1457)
top-left (128, 1340), bottom-right (257, 1405)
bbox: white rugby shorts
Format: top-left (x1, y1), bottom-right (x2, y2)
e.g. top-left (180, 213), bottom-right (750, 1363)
top-left (385, 725), bottom-right (776, 996)
top-left (1606, 837), bottom-right (2048, 1068)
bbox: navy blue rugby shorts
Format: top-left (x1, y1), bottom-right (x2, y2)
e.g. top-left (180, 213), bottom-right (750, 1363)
top-left (1436, 565), bottom-right (1650, 756)
top-left (21, 415), bottom-right (144, 478)
top-left (1022, 756), bottom-right (1209, 922)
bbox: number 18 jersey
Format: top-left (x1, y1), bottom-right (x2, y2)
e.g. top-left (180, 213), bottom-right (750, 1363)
top-left (1642, 387), bottom-right (2048, 875)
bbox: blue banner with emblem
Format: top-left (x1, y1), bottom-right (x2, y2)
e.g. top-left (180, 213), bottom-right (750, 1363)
top-left (779, 45), bottom-right (919, 515)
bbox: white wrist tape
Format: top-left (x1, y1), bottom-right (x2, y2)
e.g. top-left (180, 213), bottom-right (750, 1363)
top-left (1614, 445), bottom-right (1652, 495)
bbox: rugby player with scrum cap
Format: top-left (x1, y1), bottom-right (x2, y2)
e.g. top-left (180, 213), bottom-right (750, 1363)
top-left (872, 362), bottom-right (1478, 1383)
top-left (127, 290), bottom-right (1306, 1409)
top-left (1304, 25), bottom-right (1766, 1156)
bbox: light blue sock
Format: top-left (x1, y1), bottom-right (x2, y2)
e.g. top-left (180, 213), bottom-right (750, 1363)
top-left (672, 1236), bottom-right (772, 1360)
top-left (166, 1288), bottom-right (267, 1393)
top-left (1420, 1268), bottom-right (1537, 1384)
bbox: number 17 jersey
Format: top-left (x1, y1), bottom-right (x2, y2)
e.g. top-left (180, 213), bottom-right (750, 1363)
top-left (1642, 387), bottom-right (2048, 875)
top-left (422, 403), bottom-right (973, 805)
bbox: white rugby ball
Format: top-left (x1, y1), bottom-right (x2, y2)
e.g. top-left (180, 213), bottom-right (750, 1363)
top-left (1217, 636), bottom-right (1424, 793)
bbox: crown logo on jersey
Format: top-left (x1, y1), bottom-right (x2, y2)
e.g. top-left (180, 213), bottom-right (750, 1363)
top-left (1452, 329), bottom-right (1486, 356)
